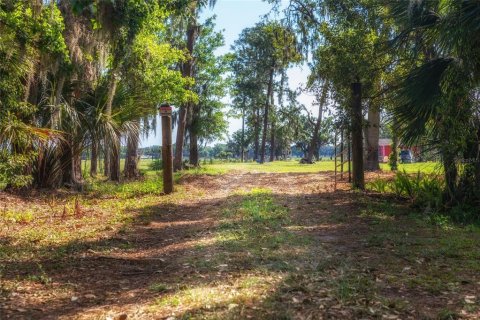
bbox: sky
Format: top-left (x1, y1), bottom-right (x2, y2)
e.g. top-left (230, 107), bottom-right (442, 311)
top-left (141, 0), bottom-right (314, 147)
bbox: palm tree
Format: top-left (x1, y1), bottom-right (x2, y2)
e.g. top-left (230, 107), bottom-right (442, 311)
top-left (389, 0), bottom-right (480, 205)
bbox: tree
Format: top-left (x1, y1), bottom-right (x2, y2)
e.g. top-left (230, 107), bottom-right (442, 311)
top-left (171, 0), bottom-right (218, 171)
top-left (0, 0), bottom-right (192, 189)
top-left (276, 0), bottom-right (393, 185)
top-left (304, 80), bottom-right (329, 163)
top-left (231, 21), bottom-right (301, 163)
top-left (187, 17), bottom-right (229, 166)
top-left (388, 0), bottom-right (480, 209)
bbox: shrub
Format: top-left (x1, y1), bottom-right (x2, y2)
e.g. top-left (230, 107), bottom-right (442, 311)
top-left (367, 170), bottom-right (444, 213)
top-left (366, 178), bottom-right (389, 193)
top-left (148, 159), bottom-right (163, 171)
top-left (0, 150), bottom-right (36, 190)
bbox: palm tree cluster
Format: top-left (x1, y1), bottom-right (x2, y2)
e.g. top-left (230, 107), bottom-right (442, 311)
top-left (0, 0), bottom-right (227, 189)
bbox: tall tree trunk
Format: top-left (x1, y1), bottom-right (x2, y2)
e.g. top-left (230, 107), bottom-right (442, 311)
top-left (124, 131), bottom-right (140, 179)
top-left (269, 120), bottom-right (275, 162)
top-left (365, 102), bottom-right (380, 171)
top-left (351, 82), bottom-right (365, 190)
top-left (109, 140), bottom-right (121, 182)
top-left (90, 138), bottom-right (98, 177)
top-left (61, 142), bottom-right (83, 189)
top-left (269, 92), bottom-right (275, 162)
top-left (174, 105), bottom-right (188, 171)
top-left (260, 68), bottom-right (274, 164)
top-left (443, 150), bottom-right (458, 205)
top-left (51, 74), bottom-right (66, 129)
top-left (174, 14), bottom-right (198, 171)
top-left (72, 152), bottom-right (83, 185)
top-left (475, 126), bottom-right (480, 190)
top-left (104, 147), bottom-right (110, 177)
top-left (104, 72), bottom-right (118, 178)
top-left (189, 130), bottom-right (199, 167)
top-left (189, 104), bottom-right (200, 167)
top-left (306, 83), bottom-right (328, 163)
top-left (241, 108), bottom-right (245, 162)
top-left (254, 106), bottom-right (260, 161)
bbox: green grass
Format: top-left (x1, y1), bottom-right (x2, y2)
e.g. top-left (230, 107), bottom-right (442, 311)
top-left (81, 158), bottom-right (441, 176)
top-left (1, 159), bottom-right (479, 319)
top-left (150, 188), bottom-right (299, 317)
top-left (194, 158), bottom-right (441, 174)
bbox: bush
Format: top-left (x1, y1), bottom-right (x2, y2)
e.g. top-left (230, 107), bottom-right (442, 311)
top-left (0, 150), bottom-right (36, 190)
top-left (367, 170), bottom-right (444, 213)
top-left (148, 159), bottom-right (163, 171)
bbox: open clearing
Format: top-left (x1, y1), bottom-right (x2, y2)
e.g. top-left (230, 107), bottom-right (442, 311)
top-left (0, 164), bottom-right (479, 319)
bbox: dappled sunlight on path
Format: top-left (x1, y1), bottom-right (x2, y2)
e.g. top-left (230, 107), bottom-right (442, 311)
top-left (1, 171), bottom-right (479, 319)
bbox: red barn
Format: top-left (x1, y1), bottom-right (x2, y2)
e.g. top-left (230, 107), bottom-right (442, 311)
top-left (378, 139), bottom-right (392, 162)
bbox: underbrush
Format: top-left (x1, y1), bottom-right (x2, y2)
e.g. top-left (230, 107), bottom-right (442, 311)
top-left (367, 170), bottom-right (444, 209)
top-left (84, 175), bottom-right (165, 199)
top-left (366, 170), bottom-right (479, 224)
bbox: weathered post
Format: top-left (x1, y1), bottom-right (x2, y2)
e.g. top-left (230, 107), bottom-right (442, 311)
top-left (160, 103), bottom-right (174, 194)
top-left (351, 82), bottom-right (365, 190)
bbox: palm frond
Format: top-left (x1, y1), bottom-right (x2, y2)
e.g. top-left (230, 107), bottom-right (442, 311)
top-left (391, 57), bottom-right (453, 145)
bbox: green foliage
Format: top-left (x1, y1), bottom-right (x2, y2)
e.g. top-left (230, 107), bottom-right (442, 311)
top-left (367, 170), bottom-right (451, 217)
top-left (189, 17), bottom-right (229, 143)
top-left (225, 188), bottom-right (288, 225)
top-left (0, 0), bottom-right (193, 188)
top-left (0, 151), bottom-right (36, 189)
top-left (148, 159), bottom-right (163, 171)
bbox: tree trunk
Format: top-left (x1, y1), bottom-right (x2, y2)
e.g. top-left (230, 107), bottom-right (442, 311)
top-left (124, 131), bottom-right (140, 179)
top-left (104, 148), bottom-right (110, 177)
top-left (104, 71), bottom-right (118, 179)
top-left (189, 104), bottom-right (200, 167)
top-left (260, 68), bottom-right (274, 164)
top-left (269, 119), bottom-right (275, 162)
top-left (174, 105), bottom-right (188, 171)
top-left (269, 91), bottom-right (275, 162)
top-left (476, 126), bottom-right (480, 189)
top-left (189, 130), bottom-right (199, 167)
top-left (90, 139), bottom-right (98, 177)
top-left (390, 120), bottom-right (398, 171)
top-left (174, 15), bottom-right (198, 171)
top-left (241, 107), bottom-right (245, 163)
top-left (51, 75), bottom-right (66, 129)
top-left (306, 83), bottom-right (328, 163)
top-left (61, 142), bottom-right (83, 189)
top-left (72, 152), bottom-right (83, 185)
top-left (254, 106), bottom-right (260, 161)
top-left (109, 140), bottom-right (121, 182)
top-left (365, 102), bottom-right (380, 171)
top-left (443, 151), bottom-right (458, 205)
top-left (351, 82), bottom-right (365, 190)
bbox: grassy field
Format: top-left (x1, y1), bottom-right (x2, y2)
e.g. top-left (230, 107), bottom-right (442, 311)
top-left (83, 158), bottom-right (441, 176)
top-left (2, 160), bottom-right (478, 319)
top-left (201, 159), bottom-right (441, 174)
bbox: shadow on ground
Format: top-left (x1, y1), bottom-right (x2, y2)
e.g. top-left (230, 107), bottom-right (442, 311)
top-left (1, 173), bottom-right (479, 319)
